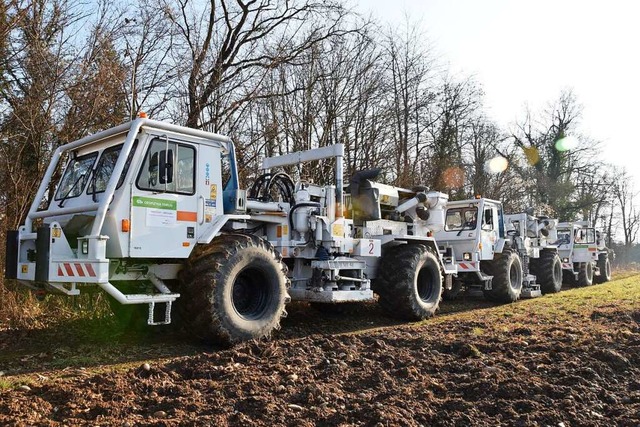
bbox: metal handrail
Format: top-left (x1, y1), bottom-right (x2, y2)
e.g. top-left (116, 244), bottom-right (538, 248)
top-left (25, 118), bottom-right (235, 236)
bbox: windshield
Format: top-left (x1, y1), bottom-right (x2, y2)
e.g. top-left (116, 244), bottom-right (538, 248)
top-left (54, 152), bottom-right (98, 201)
top-left (556, 230), bottom-right (571, 246)
top-left (87, 142), bottom-right (137, 194)
top-left (445, 207), bottom-right (478, 231)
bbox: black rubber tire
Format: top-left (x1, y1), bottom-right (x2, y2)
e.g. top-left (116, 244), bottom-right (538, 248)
top-left (373, 244), bottom-right (443, 320)
top-left (562, 269), bottom-right (576, 285)
top-left (577, 261), bottom-right (594, 287)
top-left (531, 250), bottom-right (563, 294)
top-left (594, 253), bottom-right (612, 284)
top-left (178, 233), bottom-right (290, 345)
top-left (482, 247), bottom-right (523, 303)
top-left (442, 279), bottom-right (463, 301)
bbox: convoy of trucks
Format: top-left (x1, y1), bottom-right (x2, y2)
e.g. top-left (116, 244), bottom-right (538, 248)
top-left (3, 116), bottom-right (614, 344)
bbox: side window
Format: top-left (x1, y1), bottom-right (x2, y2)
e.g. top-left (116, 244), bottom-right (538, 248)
top-left (176, 145), bottom-right (195, 193)
top-left (482, 208), bottom-right (494, 230)
top-left (137, 138), bottom-right (195, 194)
top-left (221, 152), bottom-right (231, 189)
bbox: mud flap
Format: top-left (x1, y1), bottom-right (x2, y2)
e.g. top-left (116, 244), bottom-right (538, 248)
top-left (35, 227), bottom-right (51, 282)
top-left (4, 230), bottom-right (19, 279)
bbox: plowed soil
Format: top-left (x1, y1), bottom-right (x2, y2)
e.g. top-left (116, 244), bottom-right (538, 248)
top-left (0, 277), bottom-right (639, 426)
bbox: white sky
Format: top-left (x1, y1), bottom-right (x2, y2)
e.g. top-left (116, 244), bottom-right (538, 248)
top-left (356, 0), bottom-right (640, 181)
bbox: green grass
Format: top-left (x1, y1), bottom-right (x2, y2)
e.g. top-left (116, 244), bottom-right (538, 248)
top-left (471, 327), bottom-right (485, 336)
top-left (428, 274), bottom-right (640, 329)
top-left (0, 378), bottom-right (13, 390)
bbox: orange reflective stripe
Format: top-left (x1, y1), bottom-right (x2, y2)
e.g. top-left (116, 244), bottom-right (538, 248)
top-left (177, 211), bottom-right (197, 222)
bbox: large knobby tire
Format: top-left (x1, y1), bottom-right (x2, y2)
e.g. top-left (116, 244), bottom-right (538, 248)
top-left (178, 234), bottom-right (290, 345)
top-left (483, 248), bottom-right (523, 303)
top-left (562, 269), bottom-right (576, 286)
top-left (577, 261), bottom-right (594, 287)
top-left (594, 253), bottom-right (612, 284)
top-left (531, 250), bottom-right (563, 294)
top-left (373, 244), bottom-right (443, 320)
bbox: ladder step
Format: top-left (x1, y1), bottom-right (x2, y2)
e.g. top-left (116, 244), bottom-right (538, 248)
top-left (123, 293), bottom-right (180, 304)
top-left (147, 301), bottom-right (173, 326)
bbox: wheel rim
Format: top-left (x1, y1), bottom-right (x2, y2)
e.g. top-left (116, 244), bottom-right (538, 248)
top-left (509, 262), bottom-right (521, 290)
top-left (587, 262), bottom-right (593, 280)
top-left (417, 267), bottom-right (435, 302)
top-left (553, 258), bottom-right (562, 284)
top-left (232, 267), bottom-right (271, 320)
top-left (605, 259), bottom-right (611, 278)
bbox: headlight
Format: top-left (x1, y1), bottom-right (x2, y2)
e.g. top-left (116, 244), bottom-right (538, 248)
top-left (562, 258), bottom-right (569, 263)
top-left (463, 252), bottom-right (472, 261)
top-left (81, 240), bottom-right (89, 255)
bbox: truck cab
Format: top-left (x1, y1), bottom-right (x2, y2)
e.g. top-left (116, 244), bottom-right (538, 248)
top-left (433, 197), bottom-right (514, 299)
top-left (435, 197), bottom-right (505, 272)
top-left (6, 117), bottom-right (242, 325)
top-left (556, 221), bottom-right (602, 286)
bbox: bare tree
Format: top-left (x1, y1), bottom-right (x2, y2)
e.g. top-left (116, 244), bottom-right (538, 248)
top-left (383, 20), bottom-right (436, 186)
top-left (511, 90), bottom-right (600, 219)
top-left (0, 0), bottom-right (82, 228)
top-left (163, 0), bottom-right (351, 131)
top-left (115, 0), bottom-right (178, 120)
top-left (61, 18), bottom-right (129, 141)
top-left (464, 117), bottom-right (526, 209)
top-left (613, 169), bottom-right (640, 260)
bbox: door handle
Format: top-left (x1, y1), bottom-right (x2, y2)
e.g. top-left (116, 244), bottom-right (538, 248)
top-left (198, 195), bottom-right (205, 225)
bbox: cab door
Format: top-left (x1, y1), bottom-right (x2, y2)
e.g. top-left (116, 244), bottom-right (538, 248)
top-left (195, 144), bottom-right (225, 242)
top-left (480, 205), bottom-right (499, 259)
top-left (130, 135), bottom-right (199, 258)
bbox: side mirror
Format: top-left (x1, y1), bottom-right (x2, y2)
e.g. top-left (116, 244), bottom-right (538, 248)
top-left (159, 149), bottom-right (174, 184)
top-left (149, 152), bottom-right (159, 186)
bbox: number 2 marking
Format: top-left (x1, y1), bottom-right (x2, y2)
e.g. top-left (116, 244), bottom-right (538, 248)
top-left (368, 242), bottom-right (375, 254)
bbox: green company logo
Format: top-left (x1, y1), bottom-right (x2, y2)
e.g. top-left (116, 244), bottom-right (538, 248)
top-left (132, 196), bottom-right (177, 210)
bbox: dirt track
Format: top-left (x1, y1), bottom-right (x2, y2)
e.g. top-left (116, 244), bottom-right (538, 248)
top-left (0, 278), bottom-right (639, 426)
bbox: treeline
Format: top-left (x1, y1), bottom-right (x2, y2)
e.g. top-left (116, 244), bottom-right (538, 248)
top-left (0, 0), bottom-right (638, 258)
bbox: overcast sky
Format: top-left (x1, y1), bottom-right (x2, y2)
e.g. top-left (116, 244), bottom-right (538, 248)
top-left (357, 0), bottom-right (640, 181)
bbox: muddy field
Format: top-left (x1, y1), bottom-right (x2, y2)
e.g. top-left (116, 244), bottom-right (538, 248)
top-left (0, 277), bottom-right (639, 426)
